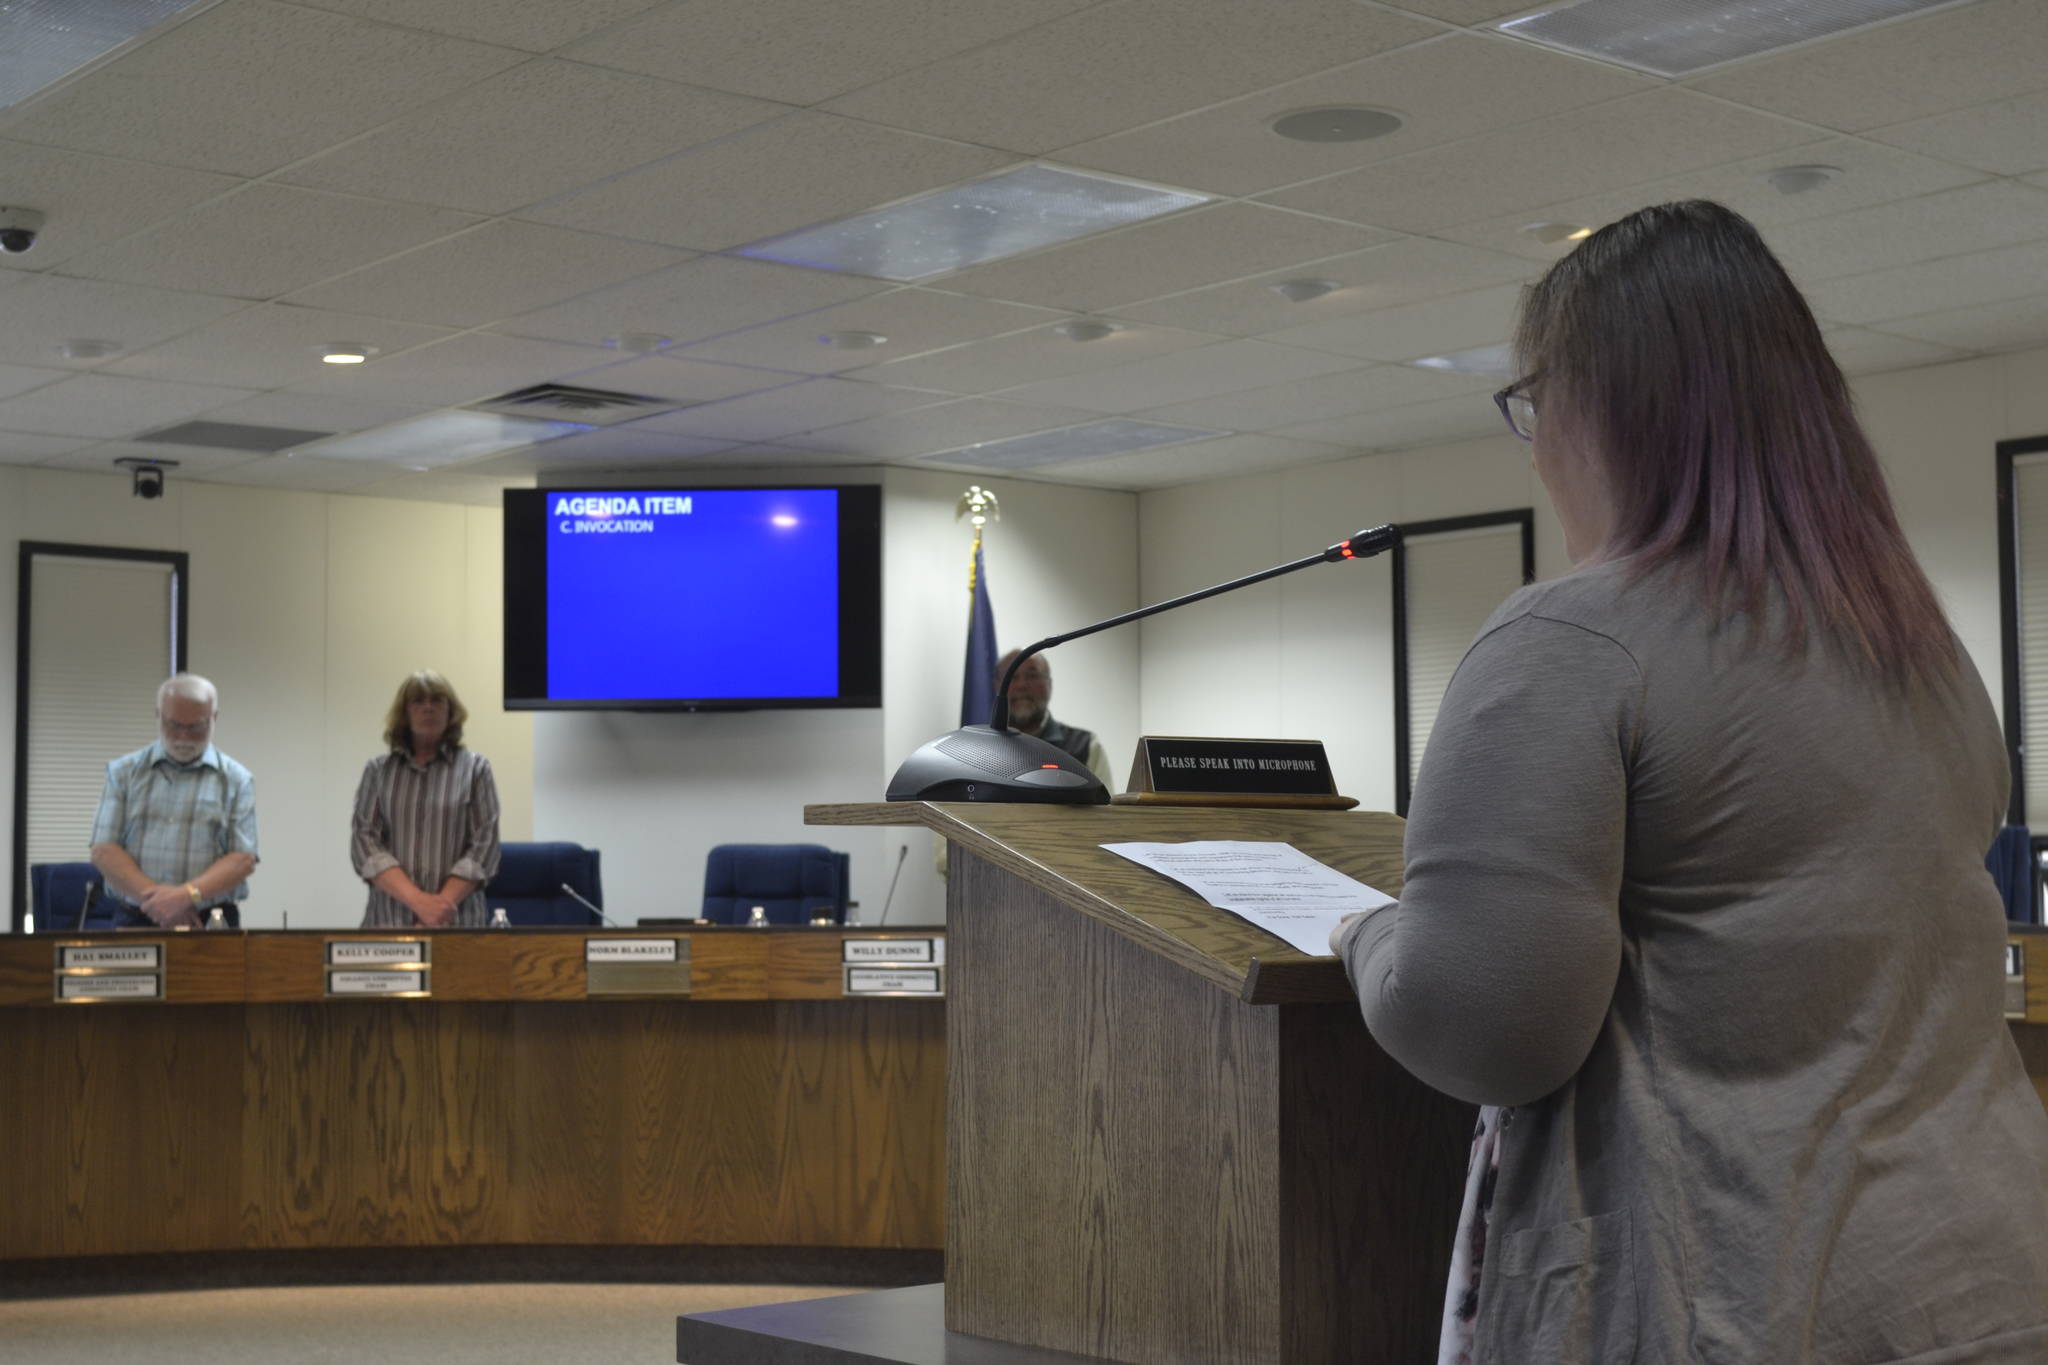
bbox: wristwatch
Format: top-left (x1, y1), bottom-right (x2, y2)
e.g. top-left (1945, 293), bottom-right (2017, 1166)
top-left (186, 883), bottom-right (202, 906)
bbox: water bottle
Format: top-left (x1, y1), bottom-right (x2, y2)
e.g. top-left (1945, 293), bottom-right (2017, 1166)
top-left (843, 900), bottom-right (862, 928)
top-left (746, 904), bottom-right (769, 928)
top-left (489, 908), bottom-right (511, 929)
top-left (205, 907), bottom-right (227, 932)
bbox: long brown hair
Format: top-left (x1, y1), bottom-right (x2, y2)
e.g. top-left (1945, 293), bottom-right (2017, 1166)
top-left (383, 670), bottom-right (468, 752)
top-left (1515, 200), bottom-right (1952, 685)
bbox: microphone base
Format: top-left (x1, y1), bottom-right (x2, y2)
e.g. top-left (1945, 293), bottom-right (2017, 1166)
top-left (887, 726), bottom-right (1110, 804)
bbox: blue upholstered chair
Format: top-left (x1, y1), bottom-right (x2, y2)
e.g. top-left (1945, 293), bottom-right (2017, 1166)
top-left (486, 842), bottom-right (604, 925)
top-left (701, 843), bottom-right (849, 925)
top-left (30, 862), bottom-right (112, 932)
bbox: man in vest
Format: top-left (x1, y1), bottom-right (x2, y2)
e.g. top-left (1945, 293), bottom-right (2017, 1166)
top-left (996, 648), bottom-right (1111, 785)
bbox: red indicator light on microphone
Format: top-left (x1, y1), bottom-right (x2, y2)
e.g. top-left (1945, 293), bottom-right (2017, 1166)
top-left (1339, 540), bottom-right (1355, 559)
top-left (1041, 764), bottom-right (1061, 769)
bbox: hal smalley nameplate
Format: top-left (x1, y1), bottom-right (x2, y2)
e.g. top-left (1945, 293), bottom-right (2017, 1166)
top-left (58, 973), bottom-right (162, 1001)
top-left (327, 940), bottom-right (431, 967)
top-left (328, 970), bottom-right (427, 997)
top-left (842, 937), bottom-right (944, 965)
top-left (585, 937), bottom-right (690, 996)
top-left (843, 965), bottom-right (944, 997)
top-left (58, 943), bottom-right (162, 971)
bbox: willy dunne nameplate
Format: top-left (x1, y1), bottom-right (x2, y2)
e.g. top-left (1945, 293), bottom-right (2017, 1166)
top-left (844, 965), bottom-right (944, 997)
top-left (843, 938), bottom-right (945, 965)
top-left (585, 938), bottom-right (690, 996)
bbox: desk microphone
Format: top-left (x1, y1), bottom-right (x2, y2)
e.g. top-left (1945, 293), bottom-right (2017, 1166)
top-left (887, 523), bottom-right (1401, 803)
top-left (560, 883), bottom-right (620, 927)
top-left (74, 880), bottom-right (100, 933)
top-left (877, 844), bottom-right (908, 925)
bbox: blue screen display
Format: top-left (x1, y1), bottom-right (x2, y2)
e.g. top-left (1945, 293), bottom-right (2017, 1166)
top-left (544, 487), bottom-right (839, 701)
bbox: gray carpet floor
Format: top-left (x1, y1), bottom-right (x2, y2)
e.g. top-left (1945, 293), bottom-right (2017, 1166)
top-left (0, 1282), bottom-right (856, 1364)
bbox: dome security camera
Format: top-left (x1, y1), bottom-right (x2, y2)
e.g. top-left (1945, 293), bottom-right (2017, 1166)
top-left (0, 207), bottom-right (46, 255)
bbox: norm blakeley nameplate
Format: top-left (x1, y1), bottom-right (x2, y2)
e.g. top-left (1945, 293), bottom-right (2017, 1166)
top-left (585, 938), bottom-right (681, 964)
top-left (58, 943), bottom-right (162, 970)
top-left (1139, 737), bottom-right (1338, 796)
top-left (327, 940), bottom-right (430, 967)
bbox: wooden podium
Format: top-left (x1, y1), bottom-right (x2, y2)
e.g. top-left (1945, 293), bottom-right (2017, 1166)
top-left (802, 802), bottom-right (1472, 1365)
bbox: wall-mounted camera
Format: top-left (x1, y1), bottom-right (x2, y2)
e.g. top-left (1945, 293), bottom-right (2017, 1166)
top-left (115, 456), bottom-right (178, 499)
top-left (0, 207), bottom-right (46, 255)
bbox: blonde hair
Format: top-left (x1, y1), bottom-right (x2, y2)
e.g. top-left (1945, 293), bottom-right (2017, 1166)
top-left (382, 670), bottom-right (467, 752)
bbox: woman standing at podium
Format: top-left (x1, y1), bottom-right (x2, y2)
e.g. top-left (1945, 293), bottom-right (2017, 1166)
top-left (1334, 201), bottom-right (2048, 1364)
top-left (351, 669), bottom-right (501, 929)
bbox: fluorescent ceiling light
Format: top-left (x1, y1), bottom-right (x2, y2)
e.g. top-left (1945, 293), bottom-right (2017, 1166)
top-left (1, 0), bottom-right (219, 111)
top-left (295, 410), bottom-right (589, 468)
top-left (918, 419), bottom-right (1221, 472)
top-left (1411, 342), bottom-right (1515, 378)
top-left (1498, 0), bottom-right (1969, 79)
top-left (734, 165), bottom-right (1213, 282)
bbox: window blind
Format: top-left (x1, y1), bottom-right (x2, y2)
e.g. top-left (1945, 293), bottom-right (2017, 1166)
top-left (1404, 523), bottom-right (1528, 794)
top-left (2014, 453), bottom-right (2048, 825)
top-left (25, 555), bottom-right (177, 871)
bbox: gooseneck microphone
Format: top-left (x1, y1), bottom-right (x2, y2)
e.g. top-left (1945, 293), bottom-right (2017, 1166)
top-left (878, 844), bottom-right (909, 925)
top-left (888, 524), bottom-right (1399, 803)
top-left (74, 880), bottom-right (100, 933)
top-left (559, 882), bottom-right (620, 927)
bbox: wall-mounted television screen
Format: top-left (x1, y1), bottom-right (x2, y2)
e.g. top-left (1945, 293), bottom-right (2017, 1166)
top-left (503, 485), bottom-right (882, 711)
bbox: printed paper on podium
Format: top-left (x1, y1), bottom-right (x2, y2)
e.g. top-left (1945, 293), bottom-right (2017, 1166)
top-left (1100, 840), bottom-right (1393, 957)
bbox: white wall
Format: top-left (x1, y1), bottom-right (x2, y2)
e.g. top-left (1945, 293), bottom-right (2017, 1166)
top-left (530, 465), bottom-right (1140, 928)
top-left (1135, 344), bottom-right (2048, 815)
top-left (0, 467), bottom-right (532, 928)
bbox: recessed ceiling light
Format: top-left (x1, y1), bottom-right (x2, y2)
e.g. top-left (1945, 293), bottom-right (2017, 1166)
top-left (1411, 342), bottom-right (1516, 378)
top-left (1052, 319), bottom-right (1122, 343)
top-left (1519, 221), bottom-right (1594, 246)
top-left (819, 329), bottom-right (888, 350)
top-left (57, 338), bottom-right (122, 360)
top-left (735, 164), bottom-right (1213, 282)
top-left (1498, 0), bottom-right (1962, 79)
top-left (1765, 164), bottom-right (1842, 196)
top-left (604, 332), bottom-right (674, 354)
top-left (1269, 278), bottom-right (1341, 304)
top-left (1269, 106), bottom-right (1404, 144)
top-left (318, 343), bottom-right (378, 365)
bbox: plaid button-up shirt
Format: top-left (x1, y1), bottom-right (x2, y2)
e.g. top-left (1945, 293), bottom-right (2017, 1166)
top-left (90, 740), bottom-right (259, 907)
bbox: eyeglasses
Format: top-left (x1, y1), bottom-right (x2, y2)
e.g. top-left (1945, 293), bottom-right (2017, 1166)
top-left (1494, 377), bottom-right (1537, 441)
top-left (161, 717), bottom-right (213, 738)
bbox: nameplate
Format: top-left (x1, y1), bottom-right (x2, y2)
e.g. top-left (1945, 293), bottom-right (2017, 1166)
top-left (844, 966), bottom-right (944, 997)
top-left (586, 938), bottom-right (681, 964)
top-left (2009, 942), bottom-right (2027, 1021)
top-left (328, 970), bottom-right (427, 996)
top-left (59, 944), bottom-right (162, 970)
top-left (1132, 737), bottom-right (1341, 797)
top-left (59, 973), bottom-right (162, 1001)
top-left (843, 938), bottom-right (943, 965)
top-left (328, 940), bottom-right (431, 966)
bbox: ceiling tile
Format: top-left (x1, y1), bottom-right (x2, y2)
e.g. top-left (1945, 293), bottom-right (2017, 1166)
top-left (1874, 291), bottom-right (2048, 353)
top-left (1023, 432), bottom-right (1349, 490)
top-left (823, 0), bottom-right (1439, 154)
top-left (0, 140), bottom-right (242, 275)
top-left (1763, 180), bottom-right (2048, 282)
top-left (1868, 89), bottom-right (2048, 176)
top-left (518, 112), bottom-right (1012, 252)
top-left (1258, 283), bottom-right (1524, 362)
top-left (680, 289), bottom-right (1061, 375)
top-left (105, 305), bottom-right (454, 389)
top-left (1689, 0), bottom-right (2048, 133)
top-left (1805, 240), bottom-right (2048, 326)
top-left (276, 60), bottom-right (787, 215)
top-left (941, 204), bottom-right (1390, 313)
top-left (0, 431), bottom-right (97, 465)
top-left (500, 255), bottom-right (888, 349)
top-left (993, 339), bottom-right (1363, 414)
top-left (467, 426), bottom-right (741, 474)
top-left (1437, 136), bottom-right (1991, 263)
top-left (55, 185), bottom-right (482, 300)
top-left (847, 321), bottom-right (1221, 394)
top-left (0, 276), bottom-right (249, 370)
top-left (562, 0), bottom-right (1099, 105)
top-left (1381, 0), bottom-right (1542, 20)
top-left (0, 1), bottom-right (527, 176)
top-left (781, 398), bottom-right (1099, 456)
top-left (1270, 390), bottom-right (1503, 451)
top-left (290, 0), bottom-right (669, 52)
top-left (347, 469), bottom-right (537, 506)
top-left (39, 439), bottom-right (268, 474)
top-left (1131, 362), bottom-right (1495, 432)
top-left (286, 333), bottom-right (612, 405)
top-left (568, 353), bottom-right (799, 405)
top-left (283, 222), bottom-right (692, 328)
top-left (696, 445), bottom-right (887, 469)
top-left (195, 392), bottom-right (442, 438)
top-left (0, 375), bottom-right (258, 439)
top-left (1056, 34), bottom-right (1649, 196)
top-left (1115, 237), bottom-right (1538, 338)
top-left (1824, 326), bottom-right (1973, 376)
top-left (0, 363), bottom-right (68, 401)
top-left (1262, 89), bottom-right (1815, 233)
top-left (626, 378), bottom-right (947, 442)
top-left (183, 452), bottom-right (394, 491)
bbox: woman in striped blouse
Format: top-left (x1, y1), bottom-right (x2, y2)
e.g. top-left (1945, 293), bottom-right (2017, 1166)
top-left (350, 670), bottom-right (501, 929)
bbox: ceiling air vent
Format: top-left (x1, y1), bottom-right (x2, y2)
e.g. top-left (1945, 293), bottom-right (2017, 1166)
top-left (465, 383), bottom-right (687, 428)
